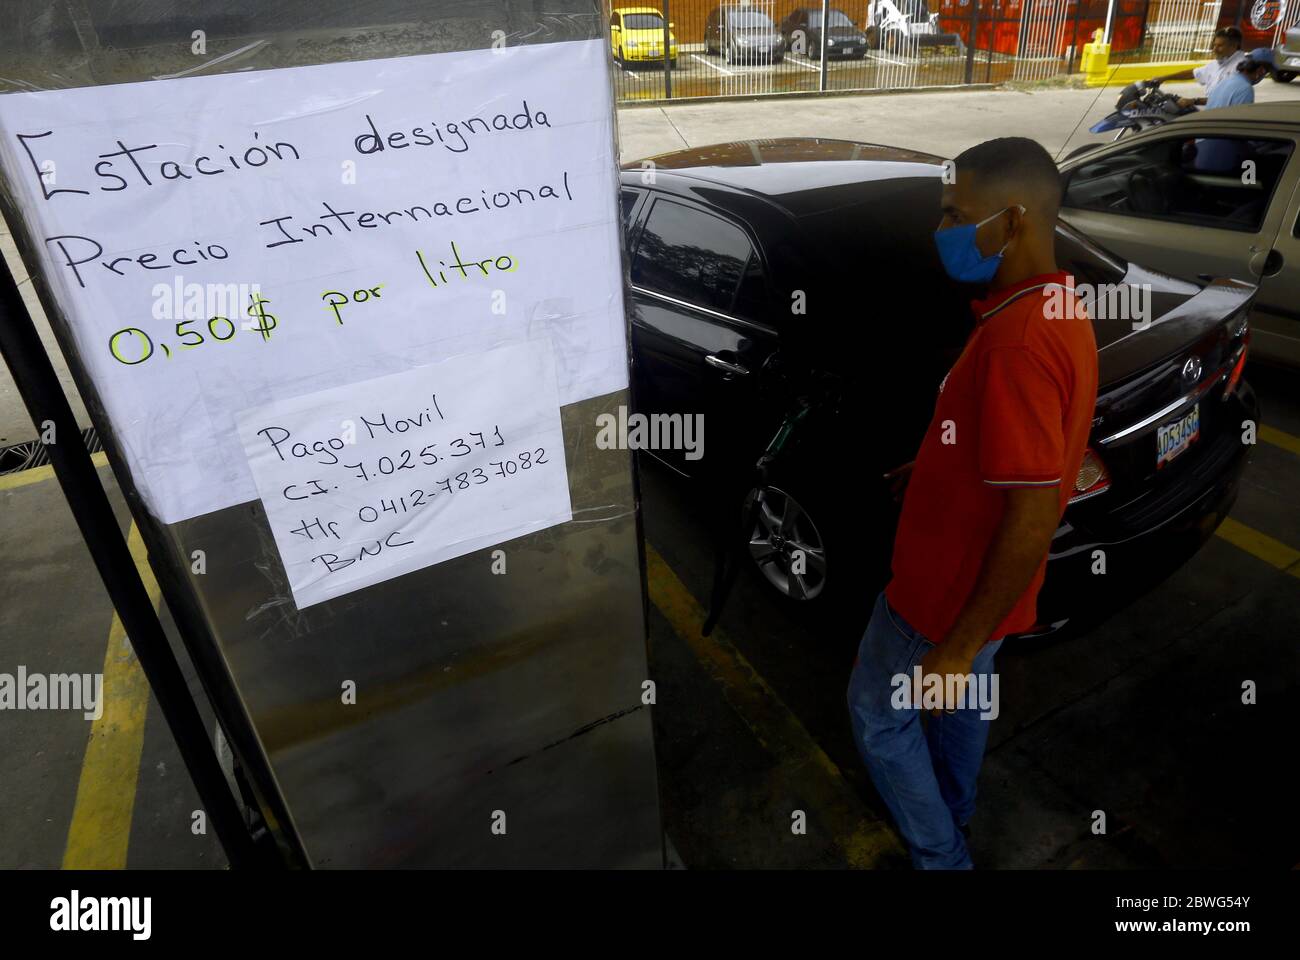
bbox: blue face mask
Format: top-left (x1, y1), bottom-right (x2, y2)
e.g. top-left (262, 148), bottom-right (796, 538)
top-left (933, 205), bottom-right (1022, 285)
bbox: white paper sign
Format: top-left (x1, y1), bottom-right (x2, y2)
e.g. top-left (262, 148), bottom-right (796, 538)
top-left (235, 339), bottom-right (572, 608)
top-left (0, 39), bottom-right (626, 523)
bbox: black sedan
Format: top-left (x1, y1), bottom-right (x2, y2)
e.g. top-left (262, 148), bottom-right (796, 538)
top-left (779, 7), bottom-right (869, 59)
top-left (621, 138), bottom-right (1258, 636)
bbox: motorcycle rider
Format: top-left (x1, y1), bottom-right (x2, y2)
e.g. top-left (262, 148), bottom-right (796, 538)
top-left (1151, 26), bottom-right (1244, 109)
top-left (1192, 49), bottom-right (1277, 171)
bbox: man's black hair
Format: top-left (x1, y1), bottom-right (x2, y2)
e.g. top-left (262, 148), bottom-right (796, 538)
top-left (1215, 26), bottom-right (1243, 44)
top-left (952, 137), bottom-right (1062, 218)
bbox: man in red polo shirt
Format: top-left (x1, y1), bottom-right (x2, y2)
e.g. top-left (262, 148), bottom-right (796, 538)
top-left (846, 137), bottom-right (1098, 869)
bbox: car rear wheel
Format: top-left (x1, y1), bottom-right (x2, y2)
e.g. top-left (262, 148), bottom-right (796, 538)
top-left (1275, 70), bottom-right (1296, 83)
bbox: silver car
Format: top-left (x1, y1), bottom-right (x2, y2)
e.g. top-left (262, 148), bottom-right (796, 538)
top-left (1059, 104), bottom-right (1300, 365)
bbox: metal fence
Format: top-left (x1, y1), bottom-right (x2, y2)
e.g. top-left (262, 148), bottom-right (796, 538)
top-left (607, 0), bottom-right (1281, 102)
top-left (1147, 0), bottom-right (1221, 61)
top-left (609, 0), bottom-right (998, 101)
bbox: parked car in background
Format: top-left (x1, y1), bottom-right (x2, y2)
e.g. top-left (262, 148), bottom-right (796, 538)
top-left (1060, 104), bottom-right (1300, 365)
top-left (620, 138), bottom-right (1256, 635)
top-left (609, 7), bottom-right (678, 66)
top-left (705, 6), bottom-right (785, 64)
top-left (779, 7), bottom-right (868, 59)
top-left (1272, 24), bottom-right (1299, 82)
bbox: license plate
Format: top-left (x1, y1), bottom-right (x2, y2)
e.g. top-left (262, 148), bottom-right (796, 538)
top-left (1156, 403), bottom-right (1200, 468)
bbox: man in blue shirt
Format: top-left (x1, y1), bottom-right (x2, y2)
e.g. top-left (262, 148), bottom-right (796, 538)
top-left (1207, 48), bottom-right (1275, 108)
top-left (1194, 49), bottom-right (1276, 172)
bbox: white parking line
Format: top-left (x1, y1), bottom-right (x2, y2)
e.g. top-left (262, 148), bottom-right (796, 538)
top-left (866, 50), bottom-right (910, 66)
top-left (618, 66), bottom-right (646, 82)
top-left (784, 53), bottom-right (823, 72)
top-left (691, 52), bottom-right (736, 76)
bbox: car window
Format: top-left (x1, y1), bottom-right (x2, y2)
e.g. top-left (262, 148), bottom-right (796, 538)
top-left (1062, 135), bottom-right (1294, 233)
top-left (732, 252), bottom-right (768, 322)
top-left (620, 188), bottom-right (642, 229)
top-left (726, 11), bottom-right (774, 27)
top-left (623, 13), bottom-right (664, 29)
top-left (631, 198), bottom-right (754, 314)
top-left (809, 10), bottom-right (853, 27)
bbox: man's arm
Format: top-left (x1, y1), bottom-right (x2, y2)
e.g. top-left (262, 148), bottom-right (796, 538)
top-left (918, 486), bottom-right (1060, 699)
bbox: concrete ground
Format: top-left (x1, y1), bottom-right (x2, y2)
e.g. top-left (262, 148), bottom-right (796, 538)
top-left (2, 80), bottom-right (1299, 869)
top-left (616, 77), bottom-right (1300, 163)
top-left (642, 365), bottom-right (1300, 867)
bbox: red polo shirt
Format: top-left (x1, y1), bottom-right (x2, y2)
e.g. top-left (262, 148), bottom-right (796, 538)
top-left (885, 271), bottom-right (1098, 643)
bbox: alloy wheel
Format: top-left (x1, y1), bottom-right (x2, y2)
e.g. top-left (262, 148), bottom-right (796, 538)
top-left (743, 485), bottom-right (828, 600)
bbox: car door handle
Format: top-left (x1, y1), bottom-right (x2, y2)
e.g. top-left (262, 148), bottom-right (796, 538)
top-left (705, 354), bottom-right (749, 376)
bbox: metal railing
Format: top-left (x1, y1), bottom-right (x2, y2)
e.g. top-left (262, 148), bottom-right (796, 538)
top-left (607, 0), bottom-right (1262, 103)
top-left (1147, 0), bottom-right (1221, 61)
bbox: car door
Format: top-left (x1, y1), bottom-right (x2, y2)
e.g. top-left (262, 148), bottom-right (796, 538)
top-left (1253, 175), bottom-right (1300, 364)
top-left (1060, 125), bottom-right (1298, 344)
top-left (626, 192), bottom-right (779, 477)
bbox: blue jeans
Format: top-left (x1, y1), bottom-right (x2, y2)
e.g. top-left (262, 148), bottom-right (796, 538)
top-left (846, 591), bottom-right (1003, 870)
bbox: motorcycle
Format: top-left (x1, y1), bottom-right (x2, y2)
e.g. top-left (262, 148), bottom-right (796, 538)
top-left (1087, 78), bottom-right (1198, 141)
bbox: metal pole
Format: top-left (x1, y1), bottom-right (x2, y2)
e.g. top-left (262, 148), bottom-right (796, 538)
top-left (663, 0), bottom-right (673, 99)
top-left (1067, 0), bottom-right (1083, 73)
top-left (965, 0), bottom-right (979, 83)
top-left (1103, 0), bottom-right (1116, 44)
top-left (820, 0), bottom-right (830, 91)
top-left (0, 255), bottom-right (262, 870)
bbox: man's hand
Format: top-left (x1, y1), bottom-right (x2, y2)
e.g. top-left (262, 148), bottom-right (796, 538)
top-left (936, 485), bottom-right (1061, 669)
top-left (883, 460), bottom-right (915, 502)
top-left (916, 643), bottom-right (976, 715)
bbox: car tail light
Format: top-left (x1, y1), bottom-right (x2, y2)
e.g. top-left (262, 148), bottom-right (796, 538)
top-left (1222, 335), bottom-right (1250, 401)
top-left (1069, 447), bottom-right (1111, 504)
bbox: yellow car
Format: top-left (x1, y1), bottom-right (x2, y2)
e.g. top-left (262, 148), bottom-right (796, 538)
top-left (610, 7), bottom-right (678, 65)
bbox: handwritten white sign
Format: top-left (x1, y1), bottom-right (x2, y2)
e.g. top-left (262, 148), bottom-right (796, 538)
top-left (235, 339), bottom-right (571, 607)
top-left (0, 39), bottom-right (625, 523)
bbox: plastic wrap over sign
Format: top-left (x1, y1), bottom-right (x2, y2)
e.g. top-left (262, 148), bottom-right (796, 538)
top-left (0, 38), bottom-right (626, 527)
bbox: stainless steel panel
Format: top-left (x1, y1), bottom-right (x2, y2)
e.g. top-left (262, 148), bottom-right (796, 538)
top-left (1, 0), bottom-right (662, 867)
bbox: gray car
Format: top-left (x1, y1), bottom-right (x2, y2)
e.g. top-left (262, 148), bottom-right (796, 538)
top-left (704, 6), bottom-right (785, 64)
top-left (1059, 104), bottom-right (1300, 365)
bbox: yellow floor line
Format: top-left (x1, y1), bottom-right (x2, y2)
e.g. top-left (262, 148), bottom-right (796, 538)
top-left (0, 451), bottom-right (108, 492)
top-left (62, 522), bottom-right (159, 869)
top-left (644, 543), bottom-right (904, 868)
top-left (1214, 516), bottom-right (1300, 578)
top-left (1260, 424), bottom-right (1300, 459)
